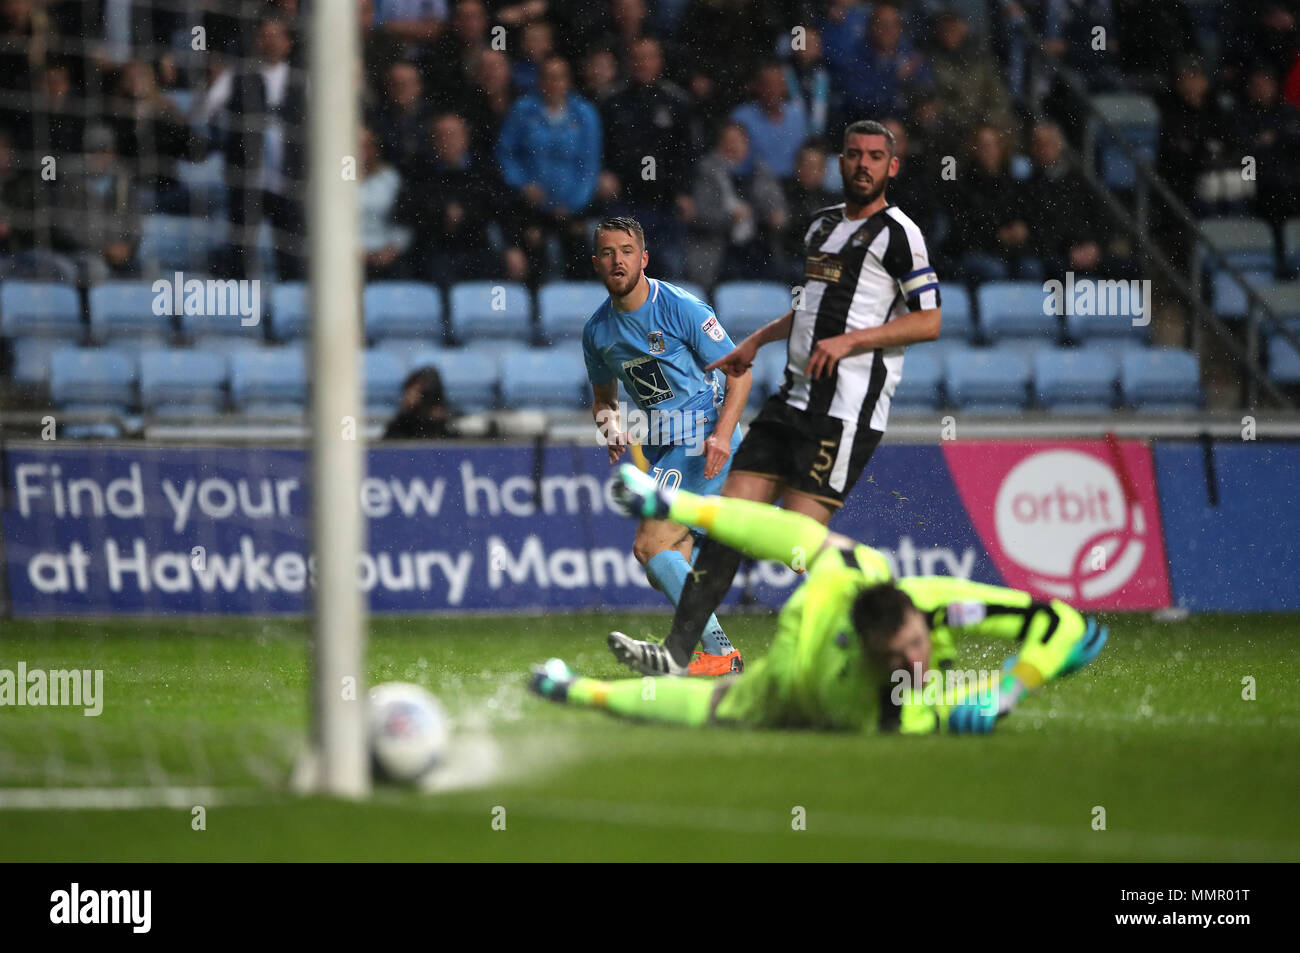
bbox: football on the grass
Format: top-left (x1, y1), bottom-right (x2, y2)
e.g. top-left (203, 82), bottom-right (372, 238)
top-left (368, 682), bottom-right (451, 783)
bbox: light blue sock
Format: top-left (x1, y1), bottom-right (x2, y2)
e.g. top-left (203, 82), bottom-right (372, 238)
top-left (645, 549), bottom-right (734, 656)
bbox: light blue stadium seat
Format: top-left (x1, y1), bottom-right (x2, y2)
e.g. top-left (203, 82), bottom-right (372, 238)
top-left (1033, 348), bottom-right (1117, 412)
top-left (890, 350), bottom-right (942, 412)
top-left (944, 346), bottom-right (1030, 413)
top-left (448, 281), bottom-right (533, 345)
top-left (229, 347), bottom-right (307, 417)
top-left (88, 281), bottom-right (172, 345)
top-left (178, 290), bottom-right (268, 350)
top-left (977, 281), bottom-right (1059, 343)
top-left (989, 338), bottom-right (1054, 358)
top-left (50, 347), bottom-right (136, 415)
top-left (407, 347), bottom-right (497, 412)
top-left (537, 281), bottom-right (609, 342)
top-left (361, 349), bottom-right (407, 417)
top-left (499, 345), bottom-right (588, 410)
top-left (1267, 321), bottom-right (1300, 385)
top-left (1195, 217), bottom-right (1276, 272)
top-left (1, 281), bottom-right (83, 385)
top-left (713, 281), bottom-right (790, 340)
top-left (751, 345), bottom-right (789, 406)
top-left (138, 214), bottom-right (224, 273)
top-left (1087, 93), bottom-right (1159, 190)
top-left (1210, 268), bottom-right (1273, 320)
top-left (139, 348), bottom-right (228, 418)
top-left (1120, 348), bottom-right (1201, 411)
top-left (363, 282), bottom-right (443, 347)
top-left (1063, 277), bottom-right (1153, 341)
top-left (1285, 217), bottom-right (1300, 272)
top-left (937, 282), bottom-right (973, 342)
top-left (269, 283), bottom-right (309, 342)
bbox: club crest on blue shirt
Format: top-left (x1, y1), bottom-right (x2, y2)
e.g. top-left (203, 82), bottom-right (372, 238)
top-left (647, 330), bottom-right (666, 353)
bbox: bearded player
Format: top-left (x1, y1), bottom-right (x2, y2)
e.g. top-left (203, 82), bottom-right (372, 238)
top-left (583, 217), bottom-right (752, 675)
top-left (531, 465), bottom-right (1110, 735)
top-left (607, 120), bottom-right (945, 678)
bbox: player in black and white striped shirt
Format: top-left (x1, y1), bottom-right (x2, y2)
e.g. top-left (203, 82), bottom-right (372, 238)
top-left (607, 119), bottom-right (944, 678)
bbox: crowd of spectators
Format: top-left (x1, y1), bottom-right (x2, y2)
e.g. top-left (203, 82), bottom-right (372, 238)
top-left (0, 0), bottom-right (1297, 292)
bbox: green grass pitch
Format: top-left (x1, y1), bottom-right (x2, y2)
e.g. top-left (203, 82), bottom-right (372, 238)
top-left (1, 611), bottom-right (1297, 861)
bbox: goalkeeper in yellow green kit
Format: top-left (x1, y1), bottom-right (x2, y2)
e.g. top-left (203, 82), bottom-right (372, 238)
top-left (528, 464), bottom-right (1109, 735)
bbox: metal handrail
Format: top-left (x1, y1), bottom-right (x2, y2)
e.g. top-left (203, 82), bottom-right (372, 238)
top-left (1006, 4), bottom-right (1299, 408)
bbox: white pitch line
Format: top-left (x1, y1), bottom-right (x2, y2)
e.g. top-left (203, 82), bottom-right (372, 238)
top-left (0, 787), bottom-right (257, 811)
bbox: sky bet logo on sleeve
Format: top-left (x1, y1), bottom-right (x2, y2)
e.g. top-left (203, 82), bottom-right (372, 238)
top-left (621, 355), bottom-right (675, 406)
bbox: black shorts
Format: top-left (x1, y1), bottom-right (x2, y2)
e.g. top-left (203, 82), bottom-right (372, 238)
top-left (730, 397), bottom-right (884, 508)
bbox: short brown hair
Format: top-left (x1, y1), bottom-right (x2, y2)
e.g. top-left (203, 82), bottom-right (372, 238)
top-left (593, 216), bottom-right (645, 251)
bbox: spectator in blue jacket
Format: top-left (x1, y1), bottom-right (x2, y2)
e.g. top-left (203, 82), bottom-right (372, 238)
top-left (496, 55), bottom-right (603, 278)
top-left (730, 61), bottom-right (809, 181)
top-left (828, 1), bottom-right (929, 130)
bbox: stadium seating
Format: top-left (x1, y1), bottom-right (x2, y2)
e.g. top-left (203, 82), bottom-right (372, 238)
top-left (138, 214), bottom-right (226, 274)
top-left (406, 347), bottom-right (497, 412)
top-left (88, 281), bottom-right (172, 346)
top-left (363, 282), bottom-right (443, 348)
top-left (890, 349), bottom-right (943, 413)
top-left (174, 153), bottom-right (228, 214)
top-left (1120, 348), bottom-right (1201, 411)
top-left (713, 281), bottom-right (790, 340)
top-left (1209, 268), bottom-right (1272, 320)
top-left (1062, 278), bottom-right (1152, 343)
top-left (944, 346), bottom-right (1031, 412)
top-left (1259, 285), bottom-right (1300, 386)
top-left (1267, 321), bottom-right (1300, 385)
top-left (751, 345), bottom-right (789, 405)
top-left (1285, 217), bottom-right (1300, 272)
top-left (499, 345), bottom-right (589, 411)
top-left (139, 348), bottom-right (228, 418)
top-left (976, 282), bottom-right (1059, 343)
top-left (177, 291), bottom-right (268, 351)
top-left (229, 347), bottom-right (308, 417)
top-left (361, 348), bottom-right (407, 418)
top-left (1195, 217), bottom-right (1276, 272)
top-left (269, 283), bottom-right (309, 342)
top-left (0, 281), bottom-right (83, 386)
top-left (1033, 349), bottom-right (1118, 412)
top-left (50, 347), bottom-right (136, 416)
top-left (936, 282), bottom-right (974, 343)
top-left (448, 281), bottom-right (533, 345)
top-left (537, 281), bottom-right (609, 342)
top-left (1086, 93), bottom-right (1159, 190)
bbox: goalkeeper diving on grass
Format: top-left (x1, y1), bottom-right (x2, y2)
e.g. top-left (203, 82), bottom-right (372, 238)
top-left (528, 465), bottom-right (1109, 734)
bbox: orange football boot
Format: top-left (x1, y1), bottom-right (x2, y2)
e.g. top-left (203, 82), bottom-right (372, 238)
top-left (687, 649), bottom-right (744, 676)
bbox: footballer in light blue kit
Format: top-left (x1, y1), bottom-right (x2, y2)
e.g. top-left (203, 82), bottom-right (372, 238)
top-left (583, 216), bottom-right (753, 675)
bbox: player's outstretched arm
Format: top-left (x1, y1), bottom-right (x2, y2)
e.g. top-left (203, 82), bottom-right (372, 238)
top-left (706, 311), bottom-right (794, 377)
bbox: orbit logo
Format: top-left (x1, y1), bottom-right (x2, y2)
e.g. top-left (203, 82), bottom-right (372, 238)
top-left (943, 440), bottom-right (1172, 610)
top-left (994, 450), bottom-right (1143, 600)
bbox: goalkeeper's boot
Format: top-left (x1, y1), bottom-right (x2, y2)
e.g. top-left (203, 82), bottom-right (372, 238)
top-left (528, 658), bottom-right (576, 703)
top-left (1059, 617), bottom-right (1109, 678)
top-left (611, 463), bottom-right (674, 521)
top-left (687, 649), bottom-right (744, 676)
top-left (607, 631), bottom-right (688, 676)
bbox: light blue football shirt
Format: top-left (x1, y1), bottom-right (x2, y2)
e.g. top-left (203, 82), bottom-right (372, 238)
top-left (582, 278), bottom-right (737, 448)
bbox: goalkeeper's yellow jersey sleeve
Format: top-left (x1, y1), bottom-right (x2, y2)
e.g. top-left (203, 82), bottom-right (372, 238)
top-left (896, 576), bottom-right (1088, 682)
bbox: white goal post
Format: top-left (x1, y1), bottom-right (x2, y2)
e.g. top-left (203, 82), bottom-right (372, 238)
top-left (306, 0), bottom-right (368, 798)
